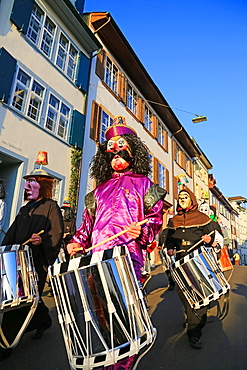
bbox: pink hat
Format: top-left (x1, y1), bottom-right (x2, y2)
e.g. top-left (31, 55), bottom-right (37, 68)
top-left (105, 116), bottom-right (137, 141)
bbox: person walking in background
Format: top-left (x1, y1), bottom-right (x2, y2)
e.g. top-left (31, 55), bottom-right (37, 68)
top-left (233, 252), bottom-right (240, 265)
top-left (158, 229), bottom-right (176, 291)
top-left (1, 168), bottom-right (63, 360)
top-left (60, 199), bottom-right (76, 261)
top-left (164, 186), bottom-right (221, 349)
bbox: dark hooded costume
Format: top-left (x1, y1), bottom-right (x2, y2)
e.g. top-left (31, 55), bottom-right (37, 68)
top-left (160, 186), bottom-right (219, 344)
top-left (164, 187), bottom-right (215, 256)
top-left (1, 170), bottom-right (63, 357)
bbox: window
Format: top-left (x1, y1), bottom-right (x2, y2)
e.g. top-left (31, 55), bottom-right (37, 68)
top-left (158, 121), bottom-right (168, 151)
top-left (52, 178), bottom-right (61, 202)
top-left (105, 56), bottom-right (118, 93)
top-left (127, 84), bottom-right (138, 115)
top-left (11, 68), bottom-right (45, 122)
top-left (27, 4), bottom-right (56, 58)
top-left (174, 143), bottom-right (180, 163)
top-left (100, 110), bottom-right (113, 143)
top-left (158, 163), bottom-right (166, 188)
top-left (45, 93), bottom-right (71, 139)
top-left (56, 33), bottom-right (78, 80)
top-left (185, 157), bottom-right (192, 177)
top-left (27, 4), bottom-right (79, 81)
top-left (149, 154), bottom-right (154, 181)
top-left (144, 106), bottom-right (152, 132)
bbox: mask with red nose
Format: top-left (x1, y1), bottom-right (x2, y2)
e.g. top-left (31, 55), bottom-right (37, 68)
top-left (106, 136), bottom-right (133, 172)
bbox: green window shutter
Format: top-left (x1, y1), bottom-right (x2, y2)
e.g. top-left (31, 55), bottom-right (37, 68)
top-left (10, 0), bottom-right (34, 34)
top-left (0, 48), bottom-right (17, 103)
top-left (69, 110), bottom-right (86, 149)
top-left (75, 52), bottom-right (90, 93)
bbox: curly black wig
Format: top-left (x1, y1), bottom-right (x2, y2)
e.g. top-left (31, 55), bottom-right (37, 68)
top-left (90, 133), bottom-right (151, 185)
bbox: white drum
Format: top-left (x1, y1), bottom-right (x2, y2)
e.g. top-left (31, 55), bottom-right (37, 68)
top-left (0, 244), bottom-right (39, 348)
top-left (170, 246), bottom-right (230, 309)
top-left (49, 246), bottom-right (156, 370)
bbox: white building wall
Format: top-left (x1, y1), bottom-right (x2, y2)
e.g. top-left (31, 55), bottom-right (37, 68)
top-left (0, 0), bottom-right (98, 234)
top-left (77, 47), bottom-right (175, 220)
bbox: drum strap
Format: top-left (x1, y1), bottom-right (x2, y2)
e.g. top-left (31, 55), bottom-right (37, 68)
top-left (0, 326), bottom-right (10, 348)
top-left (192, 291), bottom-right (230, 323)
top-left (215, 291), bottom-right (230, 321)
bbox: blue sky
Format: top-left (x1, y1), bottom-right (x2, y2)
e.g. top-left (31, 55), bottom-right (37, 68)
top-left (84, 0), bottom-right (247, 198)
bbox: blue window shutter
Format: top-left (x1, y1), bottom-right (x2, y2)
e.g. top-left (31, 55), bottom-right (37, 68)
top-left (76, 52), bottom-right (90, 93)
top-left (69, 110), bottom-right (86, 149)
top-left (10, 0), bottom-right (34, 34)
top-left (75, 0), bottom-right (85, 15)
top-left (0, 48), bottom-right (17, 103)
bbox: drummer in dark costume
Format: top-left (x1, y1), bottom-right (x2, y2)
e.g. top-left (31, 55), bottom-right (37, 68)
top-left (1, 168), bottom-right (63, 359)
top-left (67, 116), bottom-right (166, 369)
top-left (162, 185), bottom-right (218, 349)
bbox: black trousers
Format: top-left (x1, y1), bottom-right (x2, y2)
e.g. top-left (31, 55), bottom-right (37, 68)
top-left (177, 286), bottom-right (207, 338)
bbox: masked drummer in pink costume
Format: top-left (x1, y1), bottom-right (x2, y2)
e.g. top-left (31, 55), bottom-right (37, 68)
top-left (67, 116), bottom-right (166, 369)
top-left (161, 185), bottom-right (220, 350)
top-left (68, 116), bottom-right (166, 280)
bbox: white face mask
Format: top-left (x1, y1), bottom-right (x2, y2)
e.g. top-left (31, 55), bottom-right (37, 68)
top-left (199, 202), bottom-right (210, 216)
top-left (178, 191), bottom-right (192, 209)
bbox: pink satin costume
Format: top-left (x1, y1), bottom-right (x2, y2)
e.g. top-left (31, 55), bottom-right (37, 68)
top-left (71, 172), bottom-right (165, 280)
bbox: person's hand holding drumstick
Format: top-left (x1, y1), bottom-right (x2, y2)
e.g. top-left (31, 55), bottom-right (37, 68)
top-left (67, 220), bottom-right (145, 256)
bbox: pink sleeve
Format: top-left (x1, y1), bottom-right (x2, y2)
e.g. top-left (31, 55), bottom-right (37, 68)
top-left (70, 208), bottom-right (95, 252)
top-left (138, 199), bottom-right (163, 247)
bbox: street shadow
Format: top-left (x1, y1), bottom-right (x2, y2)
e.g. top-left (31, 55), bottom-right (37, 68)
top-left (138, 266), bottom-right (244, 370)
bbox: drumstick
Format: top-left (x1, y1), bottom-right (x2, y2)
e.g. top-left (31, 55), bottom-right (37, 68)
top-left (186, 230), bottom-right (215, 253)
top-left (84, 219), bottom-right (149, 253)
top-left (174, 230), bottom-right (216, 255)
top-left (22, 230), bottom-right (44, 246)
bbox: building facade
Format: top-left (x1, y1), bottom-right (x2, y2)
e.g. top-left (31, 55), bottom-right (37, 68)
top-left (0, 0), bottom-right (100, 240)
top-left (77, 12), bottom-right (201, 226)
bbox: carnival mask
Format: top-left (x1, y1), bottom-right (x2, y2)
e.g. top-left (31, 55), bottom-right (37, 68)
top-left (199, 202), bottom-right (210, 216)
top-left (106, 136), bottom-right (132, 171)
top-left (178, 191), bottom-right (192, 209)
top-left (24, 177), bottom-right (40, 200)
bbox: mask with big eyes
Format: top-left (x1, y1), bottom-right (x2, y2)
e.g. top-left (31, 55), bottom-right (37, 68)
top-left (178, 191), bottom-right (192, 209)
top-left (106, 136), bottom-right (133, 171)
top-left (199, 202), bottom-right (210, 216)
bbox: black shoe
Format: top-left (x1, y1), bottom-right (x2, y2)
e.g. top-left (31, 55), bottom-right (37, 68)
top-left (0, 347), bottom-right (12, 361)
top-left (189, 336), bottom-right (202, 349)
top-left (31, 319), bottom-right (52, 340)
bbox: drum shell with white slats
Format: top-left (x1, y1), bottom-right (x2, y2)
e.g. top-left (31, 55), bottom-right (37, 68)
top-left (170, 246), bottom-right (230, 309)
top-left (0, 244), bottom-right (39, 348)
top-left (49, 245), bottom-right (156, 370)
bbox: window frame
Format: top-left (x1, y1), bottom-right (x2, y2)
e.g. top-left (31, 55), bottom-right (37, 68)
top-left (11, 67), bottom-right (45, 123)
top-left (126, 83), bottom-right (138, 116)
top-left (27, 3), bottom-right (56, 59)
top-left (104, 56), bottom-right (118, 94)
top-left (44, 92), bottom-right (72, 140)
top-left (144, 105), bottom-right (153, 133)
top-left (100, 109), bottom-right (114, 143)
top-left (55, 31), bottom-right (79, 81)
top-left (158, 121), bottom-right (168, 151)
top-left (26, 3), bottom-right (79, 82)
